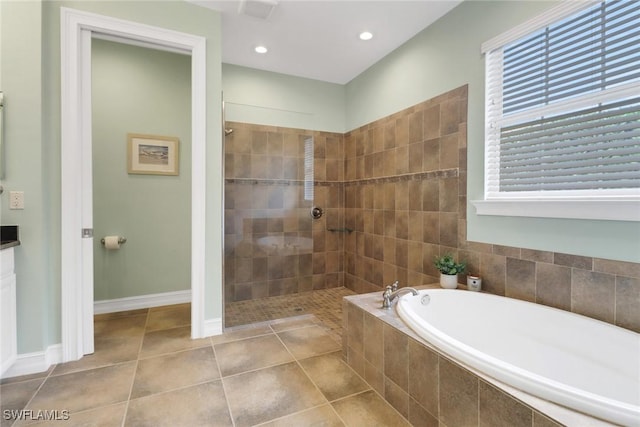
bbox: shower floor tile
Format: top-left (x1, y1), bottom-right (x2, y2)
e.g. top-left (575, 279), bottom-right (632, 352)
top-left (225, 286), bottom-right (357, 341)
top-left (1, 288), bottom-right (412, 426)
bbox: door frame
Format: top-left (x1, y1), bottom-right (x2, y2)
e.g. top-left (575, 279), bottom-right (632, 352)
top-left (60, 7), bottom-right (207, 361)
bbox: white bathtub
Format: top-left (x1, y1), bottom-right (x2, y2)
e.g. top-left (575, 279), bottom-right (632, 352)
top-left (396, 289), bottom-right (640, 426)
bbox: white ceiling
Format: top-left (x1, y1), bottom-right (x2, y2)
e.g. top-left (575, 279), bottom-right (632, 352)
top-left (189, 0), bottom-right (462, 84)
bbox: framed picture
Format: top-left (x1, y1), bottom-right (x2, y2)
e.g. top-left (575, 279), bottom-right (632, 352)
top-left (127, 133), bottom-right (180, 176)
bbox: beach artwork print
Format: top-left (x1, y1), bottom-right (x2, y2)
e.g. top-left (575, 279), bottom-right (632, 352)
top-left (139, 144), bottom-right (169, 165)
top-left (127, 133), bottom-right (179, 175)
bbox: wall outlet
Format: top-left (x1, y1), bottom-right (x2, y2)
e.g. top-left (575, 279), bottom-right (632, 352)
top-left (9, 191), bottom-right (24, 210)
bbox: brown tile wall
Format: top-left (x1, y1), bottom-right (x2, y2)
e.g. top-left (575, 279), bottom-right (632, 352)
top-left (224, 122), bottom-right (345, 302)
top-left (224, 86), bottom-right (640, 333)
top-left (342, 85), bottom-right (640, 334)
top-left (343, 86), bottom-right (468, 297)
top-left (342, 297), bottom-right (565, 426)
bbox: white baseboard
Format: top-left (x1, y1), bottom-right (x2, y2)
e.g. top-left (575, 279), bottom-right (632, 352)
top-left (2, 344), bottom-right (62, 379)
top-left (94, 290), bottom-right (191, 314)
top-left (3, 291), bottom-right (218, 379)
top-left (204, 318), bottom-right (223, 336)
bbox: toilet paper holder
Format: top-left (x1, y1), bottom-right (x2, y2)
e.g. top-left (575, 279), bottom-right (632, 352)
top-left (100, 236), bottom-right (127, 245)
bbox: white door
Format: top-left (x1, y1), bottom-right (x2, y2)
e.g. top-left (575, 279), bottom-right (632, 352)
top-left (61, 7), bottom-right (209, 362)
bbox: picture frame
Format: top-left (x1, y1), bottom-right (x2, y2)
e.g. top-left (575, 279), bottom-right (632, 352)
top-left (127, 133), bottom-right (180, 176)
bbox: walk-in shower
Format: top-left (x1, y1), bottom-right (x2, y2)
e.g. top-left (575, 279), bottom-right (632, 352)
top-left (223, 121), bottom-right (347, 328)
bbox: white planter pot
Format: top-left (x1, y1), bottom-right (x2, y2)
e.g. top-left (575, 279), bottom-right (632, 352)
top-left (440, 273), bottom-right (458, 289)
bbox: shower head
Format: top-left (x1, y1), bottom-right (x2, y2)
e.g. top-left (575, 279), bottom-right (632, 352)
top-left (224, 128), bottom-right (233, 136)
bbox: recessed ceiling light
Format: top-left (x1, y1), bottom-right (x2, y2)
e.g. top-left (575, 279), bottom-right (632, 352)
top-left (359, 31), bottom-right (373, 41)
top-left (254, 45), bottom-right (268, 54)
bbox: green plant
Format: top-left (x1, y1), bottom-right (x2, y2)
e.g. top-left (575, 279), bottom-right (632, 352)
top-left (434, 254), bottom-right (466, 275)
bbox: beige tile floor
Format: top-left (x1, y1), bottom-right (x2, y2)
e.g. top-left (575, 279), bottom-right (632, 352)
top-left (225, 287), bottom-right (357, 342)
top-left (0, 292), bottom-right (410, 427)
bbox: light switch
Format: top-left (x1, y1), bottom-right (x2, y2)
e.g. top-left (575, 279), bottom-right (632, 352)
top-left (9, 191), bottom-right (24, 210)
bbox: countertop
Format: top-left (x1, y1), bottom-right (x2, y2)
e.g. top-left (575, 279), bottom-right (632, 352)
top-left (0, 225), bottom-right (20, 250)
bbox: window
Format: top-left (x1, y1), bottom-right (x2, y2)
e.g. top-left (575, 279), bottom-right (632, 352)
top-left (475, 0), bottom-right (640, 221)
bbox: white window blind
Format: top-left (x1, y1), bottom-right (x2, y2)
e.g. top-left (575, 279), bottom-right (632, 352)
top-left (483, 0), bottom-right (640, 208)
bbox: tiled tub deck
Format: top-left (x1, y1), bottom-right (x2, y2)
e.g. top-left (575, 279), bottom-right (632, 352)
top-left (342, 286), bottom-right (619, 427)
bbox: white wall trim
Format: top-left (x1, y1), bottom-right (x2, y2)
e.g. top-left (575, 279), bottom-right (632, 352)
top-left (61, 7), bottom-right (208, 363)
top-left (480, 1), bottom-right (596, 53)
top-left (3, 289), bottom-right (199, 379)
top-left (2, 344), bottom-right (63, 379)
top-left (94, 290), bottom-right (192, 315)
top-left (204, 318), bottom-right (223, 336)
top-left (472, 199), bottom-right (640, 222)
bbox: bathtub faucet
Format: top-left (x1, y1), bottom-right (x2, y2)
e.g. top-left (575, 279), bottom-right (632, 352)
top-left (382, 284), bottom-right (419, 309)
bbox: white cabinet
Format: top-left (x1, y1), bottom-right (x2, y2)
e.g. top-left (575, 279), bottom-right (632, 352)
top-left (0, 247), bottom-right (17, 377)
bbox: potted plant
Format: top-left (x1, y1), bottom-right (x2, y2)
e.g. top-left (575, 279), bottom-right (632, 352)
top-left (434, 254), bottom-right (466, 289)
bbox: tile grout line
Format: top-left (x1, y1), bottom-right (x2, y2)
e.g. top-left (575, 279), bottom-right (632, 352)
top-left (214, 322), bottom-right (341, 383)
top-left (4, 289), bottom-right (355, 426)
top-left (119, 307), bottom-right (152, 426)
top-left (270, 324), bottom-right (338, 425)
top-left (268, 318), bottom-right (370, 425)
top-left (370, 311), bottom-right (414, 426)
top-left (7, 365), bottom-right (57, 427)
top-left (250, 402), bottom-right (347, 427)
top-left (224, 287), bottom-right (355, 330)
top-left (338, 316), bottom-right (415, 426)
top-left (17, 310), bottom-right (150, 426)
top-left (211, 338), bottom-right (238, 427)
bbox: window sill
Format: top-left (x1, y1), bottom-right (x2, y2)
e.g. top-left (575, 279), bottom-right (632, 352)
top-left (471, 199), bottom-right (640, 222)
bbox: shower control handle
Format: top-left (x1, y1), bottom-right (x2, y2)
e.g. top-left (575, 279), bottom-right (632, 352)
top-left (310, 206), bottom-right (323, 219)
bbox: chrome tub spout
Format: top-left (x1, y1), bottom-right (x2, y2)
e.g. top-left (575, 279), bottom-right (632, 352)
top-left (382, 285), bottom-right (419, 309)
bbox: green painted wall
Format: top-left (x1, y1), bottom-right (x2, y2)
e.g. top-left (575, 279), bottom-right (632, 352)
top-left (0, 0), bottom-right (49, 355)
top-left (1, 0), bottom-right (222, 354)
top-left (92, 39), bottom-right (191, 301)
top-left (345, 0), bottom-right (640, 263)
top-left (3, 0), bottom-right (639, 359)
top-left (222, 63), bottom-right (346, 132)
